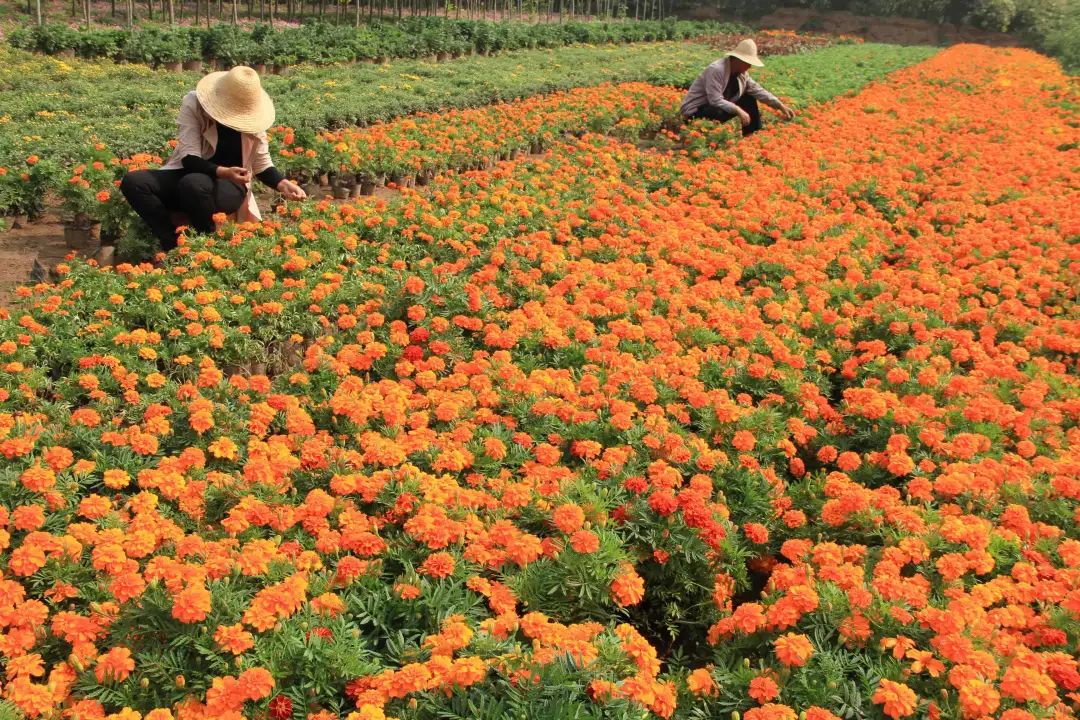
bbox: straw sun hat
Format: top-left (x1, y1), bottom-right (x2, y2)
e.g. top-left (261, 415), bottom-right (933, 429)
top-left (727, 38), bottom-right (764, 68)
top-left (195, 66), bottom-right (276, 134)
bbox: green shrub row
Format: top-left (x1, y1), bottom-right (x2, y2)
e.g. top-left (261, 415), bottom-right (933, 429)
top-left (7, 18), bottom-right (748, 66)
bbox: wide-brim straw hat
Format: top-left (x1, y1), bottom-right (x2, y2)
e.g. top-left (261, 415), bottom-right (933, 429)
top-left (195, 66), bottom-right (275, 134)
top-left (728, 38), bottom-right (764, 68)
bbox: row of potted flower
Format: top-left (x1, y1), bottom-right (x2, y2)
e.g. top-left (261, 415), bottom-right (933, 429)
top-left (269, 82), bottom-right (686, 192)
top-left (2, 82), bottom-right (687, 247)
top-left (0, 44), bottom-right (926, 256)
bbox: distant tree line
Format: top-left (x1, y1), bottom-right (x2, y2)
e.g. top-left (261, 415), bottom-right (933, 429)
top-left (675, 0), bottom-right (1077, 69)
top-left (21, 0), bottom-right (679, 29)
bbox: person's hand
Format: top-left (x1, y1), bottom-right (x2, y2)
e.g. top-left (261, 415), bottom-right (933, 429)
top-left (736, 108), bottom-right (752, 126)
top-left (779, 104), bottom-right (797, 120)
top-left (217, 166), bottom-right (251, 184)
top-left (277, 178), bottom-right (307, 201)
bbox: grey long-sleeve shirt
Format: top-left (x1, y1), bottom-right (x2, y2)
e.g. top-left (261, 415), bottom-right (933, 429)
top-left (680, 57), bottom-right (783, 117)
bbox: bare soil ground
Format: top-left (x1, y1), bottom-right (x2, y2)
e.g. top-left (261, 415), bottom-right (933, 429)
top-left (0, 216), bottom-right (70, 308)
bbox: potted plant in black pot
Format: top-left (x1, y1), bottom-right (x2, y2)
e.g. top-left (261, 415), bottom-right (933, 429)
top-left (353, 170), bottom-right (378, 197)
top-left (56, 156), bottom-right (107, 254)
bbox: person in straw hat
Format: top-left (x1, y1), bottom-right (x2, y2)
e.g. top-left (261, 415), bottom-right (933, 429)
top-left (680, 39), bottom-right (796, 136)
top-left (121, 66), bottom-right (307, 253)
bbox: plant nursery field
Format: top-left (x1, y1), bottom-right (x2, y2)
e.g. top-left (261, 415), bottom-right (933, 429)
top-left (0, 36), bottom-right (1078, 720)
top-left (0, 39), bottom-right (927, 260)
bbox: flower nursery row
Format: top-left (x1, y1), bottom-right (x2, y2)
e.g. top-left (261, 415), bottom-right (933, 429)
top-left (7, 18), bottom-right (748, 67)
top-left (275, 81), bottom-right (682, 186)
top-left (0, 39), bottom-right (725, 220)
top-left (0, 42), bottom-right (933, 242)
top-left (0, 30), bottom-right (872, 220)
top-left (268, 35), bottom-right (899, 189)
top-left (0, 43), bottom-right (1077, 720)
top-left (32, 82), bottom-right (685, 250)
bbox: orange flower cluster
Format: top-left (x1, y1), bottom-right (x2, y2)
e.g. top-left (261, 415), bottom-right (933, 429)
top-left (270, 83), bottom-right (682, 182)
top-left (0, 43), bottom-right (1076, 720)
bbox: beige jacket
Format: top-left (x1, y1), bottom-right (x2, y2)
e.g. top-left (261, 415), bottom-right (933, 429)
top-left (680, 57), bottom-right (782, 118)
top-left (161, 90), bottom-right (273, 223)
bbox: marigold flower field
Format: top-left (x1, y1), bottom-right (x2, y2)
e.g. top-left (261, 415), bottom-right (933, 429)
top-left (0, 41), bottom-right (922, 235)
top-left (0, 43), bottom-right (1078, 720)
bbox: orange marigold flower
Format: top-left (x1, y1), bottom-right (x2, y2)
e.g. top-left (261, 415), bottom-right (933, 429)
top-left (569, 529), bottom-right (600, 554)
top-left (999, 665), bottom-right (1057, 705)
top-left (958, 679), bottom-right (1000, 719)
top-left (650, 680), bottom-right (677, 718)
top-left (12, 504), bottom-right (45, 531)
top-left (749, 675), bottom-right (779, 704)
top-left (238, 666), bottom-right (275, 701)
top-left (687, 667), bottom-right (718, 697)
top-left (214, 623), bottom-right (255, 655)
top-left (450, 656), bottom-right (487, 687)
top-left (6, 653), bottom-right (45, 678)
top-left (95, 646), bottom-right (135, 683)
top-left (836, 451), bottom-right (861, 471)
top-left (6, 676), bottom-right (54, 717)
top-left (731, 602), bottom-right (766, 634)
top-left (420, 551), bottom-right (456, 579)
top-left (745, 705), bottom-right (797, 720)
top-left (610, 564), bottom-right (645, 607)
top-left (20, 464), bottom-right (55, 493)
top-left (732, 430), bottom-right (756, 451)
top-left (394, 582), bottom-right (421, 600)
top-left (208, 436), bottom-right (239, 459)
top-left (346, 706), bottom-right (387, 720)
top-left (872, 679), bottom-right (917, 719)
top-left (171, 584), bottom-right (212, 623)
top-left (773, 632), bottom-right (814, 667)
top-left (743, 522), bottom-right (769, 544)
top-left (101, 470), bottom-right (129, 492)
top-left (552, 503), bottom-right (585, 533)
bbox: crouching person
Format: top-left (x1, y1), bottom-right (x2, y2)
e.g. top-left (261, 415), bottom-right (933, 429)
top-left (121, 66), bottom-right (306, 253)
top-left (681, 39), bottom-right (797, 137)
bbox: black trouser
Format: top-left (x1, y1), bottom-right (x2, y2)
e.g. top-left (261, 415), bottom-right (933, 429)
top-left (120, 169), bottom-right (246, 251)
top-left (685, 93), bottom-right (762, 137)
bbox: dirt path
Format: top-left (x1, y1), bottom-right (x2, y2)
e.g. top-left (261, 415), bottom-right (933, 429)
top-left (0, 217), bottom-right (70, 308)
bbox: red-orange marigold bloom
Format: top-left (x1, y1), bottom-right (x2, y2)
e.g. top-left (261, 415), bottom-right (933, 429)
top-left (872, 679), bottom-right (917, 719)
top-left (748, 675), bottom-right (779, 704)
top-left (420, 551), bottom-right (456, 579)
top-left (172, 584), bottom-right (212, 623)
top-left (95, 646), bottom-right (135, 683)
top-left (610, 565), bottom-right (645, 607)
top-left (569, 530), bottom-right (600, 554)
top-left (773, 632), bottom-right (814, 667)
top-left (552, 503), bottom-right (586, 533)
top-left (238, 667), bottom-right (275, 701)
